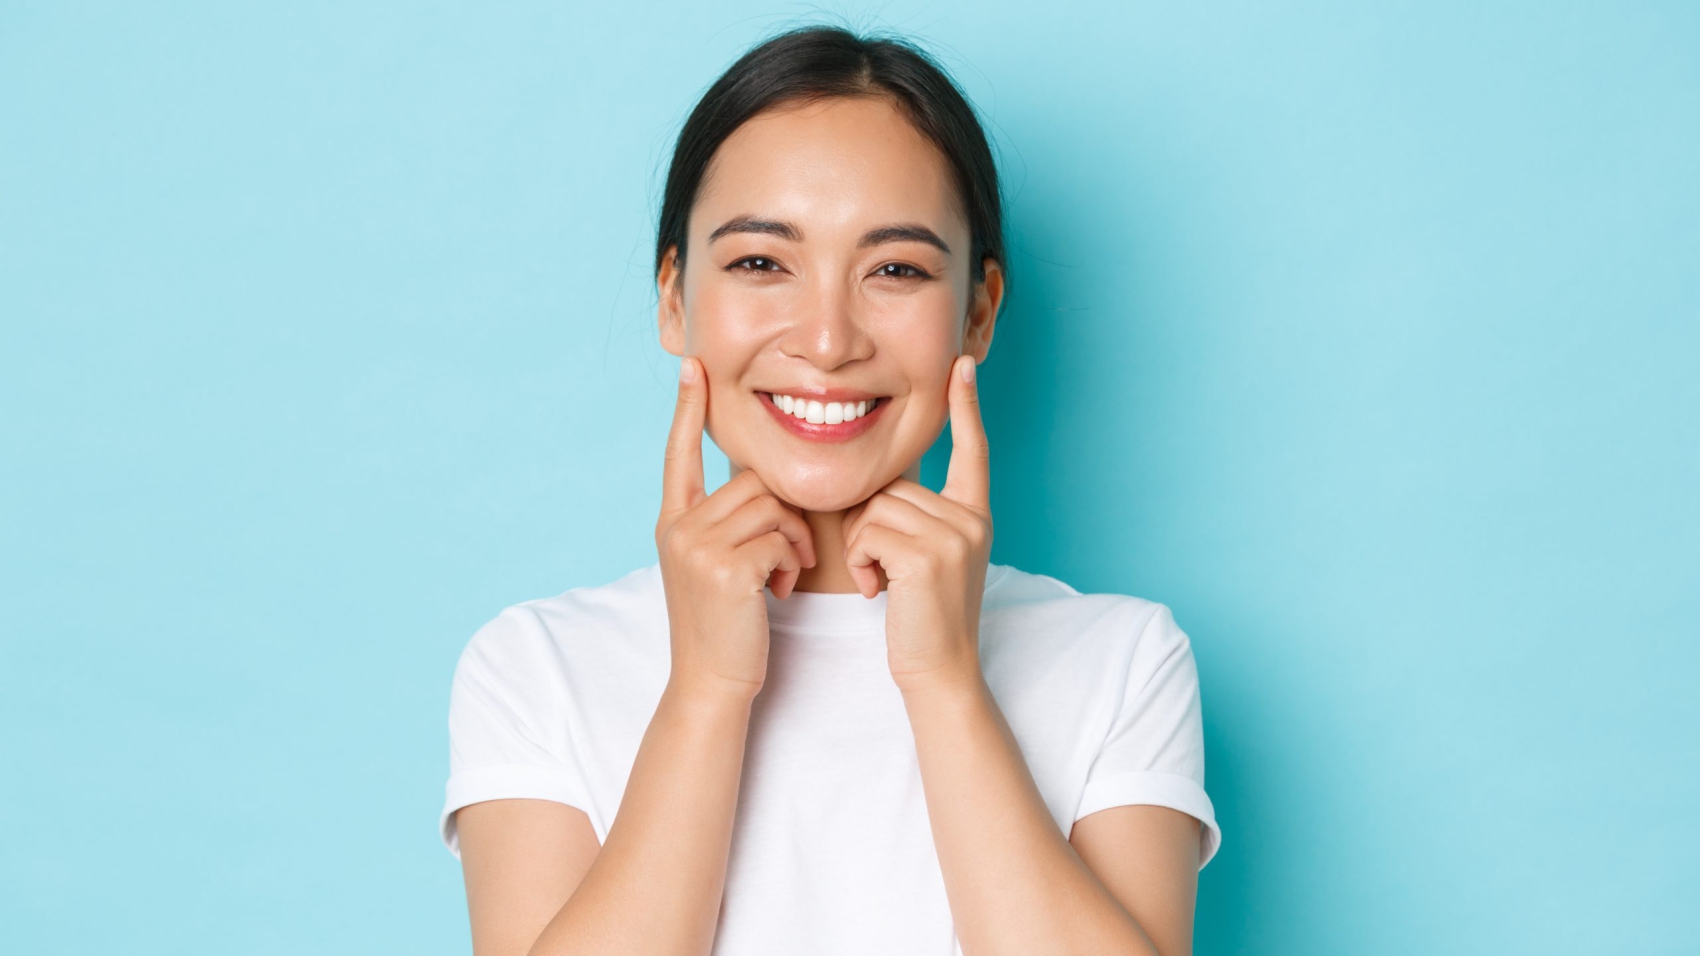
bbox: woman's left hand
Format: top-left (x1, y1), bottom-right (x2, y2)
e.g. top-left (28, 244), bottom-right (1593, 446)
top-left (843, 355), bottom-right (992, 692)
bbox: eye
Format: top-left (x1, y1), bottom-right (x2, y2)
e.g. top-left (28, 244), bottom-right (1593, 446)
top-left (874, 262), bottom-right (930, 280)
top-left (728, 256), bottom-right (783, 273)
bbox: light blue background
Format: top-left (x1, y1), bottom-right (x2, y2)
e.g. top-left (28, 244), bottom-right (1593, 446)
top-left (2, 2), bottom-right (1695, 953)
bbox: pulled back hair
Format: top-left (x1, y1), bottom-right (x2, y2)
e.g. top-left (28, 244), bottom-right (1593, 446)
top-left (655, 25), bottom-right (1006, 287)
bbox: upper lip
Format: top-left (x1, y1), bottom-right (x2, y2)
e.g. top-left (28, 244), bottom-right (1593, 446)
top-left (760, 386), bottom-right (886, 403)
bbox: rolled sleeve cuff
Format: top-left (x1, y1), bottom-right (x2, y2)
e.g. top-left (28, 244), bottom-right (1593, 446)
top-left (1074, 769), bottom-right (1222, 870)
top-left (440, 763), bottom-right (597, 859)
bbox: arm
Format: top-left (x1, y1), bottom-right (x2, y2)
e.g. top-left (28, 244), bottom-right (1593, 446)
top-left (452, 357), bottom-right (811, 956)
top-left (840, 359), bottom-right (1207, 954)
top-left (456, 676), bottom-right (755, 956)
top-left (1070, 804), bottom-right (1201, 956)
top-left (899, 674), bottom-right (1200, 956)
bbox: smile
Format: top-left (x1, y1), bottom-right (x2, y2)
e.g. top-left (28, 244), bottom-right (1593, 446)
top-left (760, 391), bottom-right (889, 443)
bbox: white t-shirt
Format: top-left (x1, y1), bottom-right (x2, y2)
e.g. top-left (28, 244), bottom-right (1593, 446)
top-left (441, 562), bottom-right (1221, 955)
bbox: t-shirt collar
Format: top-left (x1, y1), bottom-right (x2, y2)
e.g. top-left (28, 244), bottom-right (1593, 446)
top-left (762, 583), bottom-right (889, 633)
top-left (761, 565), bottom-right (1009, 634)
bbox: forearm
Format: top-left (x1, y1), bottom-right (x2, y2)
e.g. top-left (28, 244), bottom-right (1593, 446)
top-left (900, 673), bottom-right (1159, 956)
top-left (529, 676), bottom-right (752, 956)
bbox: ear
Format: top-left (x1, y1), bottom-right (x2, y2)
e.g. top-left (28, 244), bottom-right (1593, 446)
top-left (961, 257), bottom-right (1004, 362)
top-left (657, 245), bottom-right (685, 357)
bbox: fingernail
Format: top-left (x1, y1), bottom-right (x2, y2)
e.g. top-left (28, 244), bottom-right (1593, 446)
top-left (960, 356), bottom-right (976, 384)
top-left (679, 358), bottom-right (697, 384)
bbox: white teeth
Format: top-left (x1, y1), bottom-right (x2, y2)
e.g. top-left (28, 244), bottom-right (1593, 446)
top-left (768, 393), bottom-right (880, 425)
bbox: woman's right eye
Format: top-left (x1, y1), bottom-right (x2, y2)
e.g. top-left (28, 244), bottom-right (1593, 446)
top-left (728, 256), bottom-right (782, 273)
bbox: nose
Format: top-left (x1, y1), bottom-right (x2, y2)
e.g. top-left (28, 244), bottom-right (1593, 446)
top-left (778, 280), bottom-right (874, 371)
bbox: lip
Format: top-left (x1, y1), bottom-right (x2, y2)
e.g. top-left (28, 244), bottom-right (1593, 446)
top-left (761, 385), bottom-right (884, 403)
top-left (759, 390), bottom-right (890, 443)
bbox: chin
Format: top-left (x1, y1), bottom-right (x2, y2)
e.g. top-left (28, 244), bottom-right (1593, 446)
top-left (765, 479), bottom-right (873, 513)
top-left (744, 463), bottom-right (883, 513)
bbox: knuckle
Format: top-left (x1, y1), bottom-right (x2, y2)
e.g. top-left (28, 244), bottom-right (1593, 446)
top-left (964, 522), bottom-right (989, 550)
top-left (741, 536), bottom-right (784, 575)
top-left (664, 528), bottom-right (709, 569)
top-left (656, 522), bottom-right (682, 554)
top-left (707, 560), bottom-right (739, 589)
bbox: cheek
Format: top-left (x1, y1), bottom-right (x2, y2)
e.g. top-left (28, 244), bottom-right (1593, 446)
top-left (874, 305), bottom-right (960, 391)
top-left (681, 282), bottom-right (789, 360)
top-left (867, 276), bottom-right (965, 348)
top-left (911, 379), bottom-right (953, 435)
top-left (684, 315), bottom-right (766, 449)
top-left (892, 357), bottom-right (956, 438)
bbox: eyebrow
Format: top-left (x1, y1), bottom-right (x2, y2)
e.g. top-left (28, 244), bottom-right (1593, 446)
top-left (707, 216), bottom-right (952, 256)
top-left (860, 224), bottom-right (952, 256)
top-left (707, 215), bottom-right (799, 244)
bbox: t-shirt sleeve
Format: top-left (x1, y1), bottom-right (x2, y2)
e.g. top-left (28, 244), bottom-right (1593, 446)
top-left (439, 605), bottom-right (596, 859)
top-left (1074, 602), bottom-right (1223, 870)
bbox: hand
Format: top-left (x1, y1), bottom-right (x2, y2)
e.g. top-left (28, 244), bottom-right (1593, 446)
top-left (842, 355), bottom-right (993, 691)
top-left (655, 357), bottom-right (818, 701)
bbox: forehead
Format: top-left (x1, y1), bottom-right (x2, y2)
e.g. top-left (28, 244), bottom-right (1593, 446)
top-left (692, 95), bottom-right (966, 242)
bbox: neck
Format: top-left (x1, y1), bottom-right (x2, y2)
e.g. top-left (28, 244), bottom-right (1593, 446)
top-left (789, 507), bottom-right (885, 593)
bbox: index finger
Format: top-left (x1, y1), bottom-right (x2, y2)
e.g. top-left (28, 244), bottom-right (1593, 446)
top-left (941, 354), bottom-right (990, 509)
top-left (661, 356), bottom-right (707, 518)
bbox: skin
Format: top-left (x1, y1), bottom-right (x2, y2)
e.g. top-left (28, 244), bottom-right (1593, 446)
top-left (455, 95), bottom-right (1203, 956)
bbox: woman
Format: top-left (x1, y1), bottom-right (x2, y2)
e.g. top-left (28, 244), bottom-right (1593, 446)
top-left (440, 25), bottom-right (1221, 956)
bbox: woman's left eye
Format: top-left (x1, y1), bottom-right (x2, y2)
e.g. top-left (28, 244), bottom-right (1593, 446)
top-left (874, 262), bottom-right (928, 280)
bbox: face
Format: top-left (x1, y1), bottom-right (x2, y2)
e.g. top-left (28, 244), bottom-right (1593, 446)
top-left (658, 95), bottom-right (1003, 512)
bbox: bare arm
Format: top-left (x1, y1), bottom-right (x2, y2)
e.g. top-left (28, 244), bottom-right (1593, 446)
top-left (842, 359), bottom-right (1202, 954)
top-left (453, 357), bottom-right (813, 956)
top-left (456, 800), bottom-right (598, 956)
top-left (901, 673), bottom-right (1199, 956)
top-left (1069, 805), bottom-right (1201, 956)
top-left (457, 676), bottom-right (755, 956)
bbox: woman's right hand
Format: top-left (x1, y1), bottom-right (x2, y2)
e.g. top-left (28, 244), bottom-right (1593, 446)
top-left (655, 356), bottom-right (817, 701)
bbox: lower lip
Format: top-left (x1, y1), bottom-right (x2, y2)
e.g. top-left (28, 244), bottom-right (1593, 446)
top-left (760, 393), bottom-right (889, 443)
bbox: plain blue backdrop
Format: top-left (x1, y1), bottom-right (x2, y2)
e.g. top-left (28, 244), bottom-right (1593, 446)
top-left (2, 1), bottom-right (1695, 953)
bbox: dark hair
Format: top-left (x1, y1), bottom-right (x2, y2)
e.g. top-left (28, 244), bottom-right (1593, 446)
top-left (655, 25), bottom-right (1005, 288)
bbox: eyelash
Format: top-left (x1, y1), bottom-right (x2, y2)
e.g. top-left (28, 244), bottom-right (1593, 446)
top-left (729, 256), bottom-right (782, 274)
top-left (725, 257), bottom-right (932, 281)
top-left (874, 262), bottom-right (930, 280)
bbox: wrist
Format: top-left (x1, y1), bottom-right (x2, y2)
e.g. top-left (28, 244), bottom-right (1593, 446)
top-left (666, 671), bottom-right (763, 710)
top-left (893, 659), bottom-right (985, 702)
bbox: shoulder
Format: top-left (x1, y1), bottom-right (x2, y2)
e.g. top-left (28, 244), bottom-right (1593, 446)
top-left (982, 563), bottom-right (1180, 648)
top-left (454, 563), bottom-right (668, 685)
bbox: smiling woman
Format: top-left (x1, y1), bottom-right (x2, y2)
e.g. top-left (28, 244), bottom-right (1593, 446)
top-left (440, 24), bottom-right (1221, 956)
